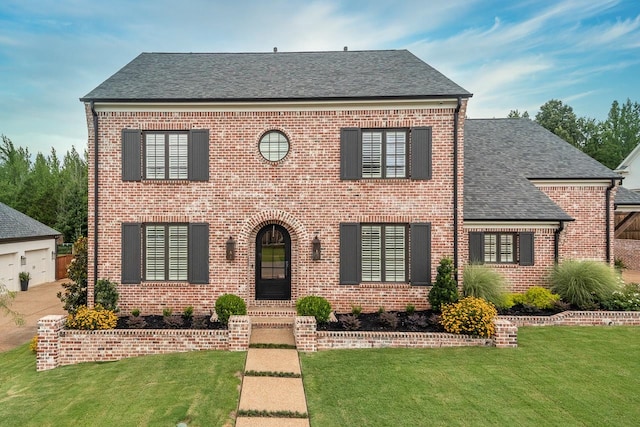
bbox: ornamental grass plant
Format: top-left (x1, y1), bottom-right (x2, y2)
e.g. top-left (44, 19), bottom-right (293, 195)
top-left (462, 264), bottom-right (507, 308)
top-left (550, 260), bottom-right (619, 309)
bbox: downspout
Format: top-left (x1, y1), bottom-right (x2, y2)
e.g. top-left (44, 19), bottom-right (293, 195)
top-left (554, 221), bottom-right (564, 263)
top-left (453, 97), bottom-right (462, 280)
top-left (90, 101), bottom-right (98, 305)
top-left (605, 179), bottom-right (616, 263)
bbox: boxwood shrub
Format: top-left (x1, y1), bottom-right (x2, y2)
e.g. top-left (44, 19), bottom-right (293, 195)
top-left (296, 295), bottom-right (332, 323)
top-left (215, 294), bottom-right (247, 325)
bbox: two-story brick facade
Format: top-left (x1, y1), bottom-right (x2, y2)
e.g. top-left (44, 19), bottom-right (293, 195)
top-left (81, 49), bottom-right (623, 313)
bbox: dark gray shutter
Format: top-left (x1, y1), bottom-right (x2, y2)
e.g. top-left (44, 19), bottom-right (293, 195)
top-left (189, 130), bottom-right (209, 181)
top-left (410, 223), bottom-right (431, 285)
top-left (410, 127), bottom-right (432, 180)
top-left (469, 232), bottom-right (484, 263)
top-left (122, 129), bottom-right (142, 181)
top-left (340, 223), bottom-right (361, 284)
top-left (188, 223), bottom-right (209, 284)
top-left (122, 223), bottom-right (141, 284)
top-left (519, 232), bottom-right (535, 266)
top-left (340, 128), bottom-right (361, 180)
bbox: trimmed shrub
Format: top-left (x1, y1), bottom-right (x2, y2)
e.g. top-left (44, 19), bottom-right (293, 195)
top-left (551, 260), bottom-right (619, 309)
top-left (29, 336), bottom-right (38, 354)
top-left (519, 286), bottom-right (560, 309)
top-left (601, 283), bottom-right (640, 311)
top-left (440, 296), bottom-right (497, 338)
top-left (57, 236), bottom-right (88, 313)
top-left (296, 295), bottom-right (332, 323)
top-left (94, 278), bottom-right (119, 312)
top-left (428, 257), bottom-right (459, 312)
top-left (462, 264), bottom-right (506, 307)
top-left (66, 305), bottom-right (117, 330)
top-left (215, 294), bottom-right (247, 325)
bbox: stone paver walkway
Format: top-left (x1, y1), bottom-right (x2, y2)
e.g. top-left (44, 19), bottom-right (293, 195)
top-left (236, 326), bottom-right (310, 427)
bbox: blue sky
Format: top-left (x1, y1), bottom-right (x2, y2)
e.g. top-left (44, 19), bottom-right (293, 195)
top-left (0, 0), bottom-right (639, 156)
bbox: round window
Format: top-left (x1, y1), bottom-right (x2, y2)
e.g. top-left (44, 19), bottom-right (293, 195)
top-left (259, 131), bottom-right (289, 162)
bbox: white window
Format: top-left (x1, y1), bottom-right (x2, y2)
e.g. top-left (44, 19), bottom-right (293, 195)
top-left (484, 233), bottom-right (515, 263)
top-left (145, 224), bottom-right (188, 281)
top-left (361, 225), bottom-right (406, 282)
top-left (259, 130), bottom-right (289, 162)
top-left (144, 133), bottom-right (188, 179)
top-left (361, 130), bottom-right (407, 178)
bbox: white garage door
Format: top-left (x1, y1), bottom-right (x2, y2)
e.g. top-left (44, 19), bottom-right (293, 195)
top-left (0, 252), bottom-right (19, 291)
top-left (25, 248), bottom-right (48, 286)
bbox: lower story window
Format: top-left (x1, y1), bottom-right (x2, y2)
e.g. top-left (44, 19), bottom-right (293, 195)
top-left (484, 233), bottom-right (514, 263)
top-left (144, 224), bottom-right (188, 281)
top-left (361, 224), bottom-right (407, 282)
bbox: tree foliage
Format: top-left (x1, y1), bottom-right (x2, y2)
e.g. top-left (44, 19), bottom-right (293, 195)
top-left (428, 257), bottom-right (459, 312)
top-left (0, 135), bottom-right (87, 242)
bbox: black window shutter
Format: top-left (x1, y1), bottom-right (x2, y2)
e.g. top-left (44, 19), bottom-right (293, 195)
top-left (410, 223), bottom-right (431, 285)
top-left (122, 129), bottom-right (142, 181)
top-left (122, 223), bottom-right (141, 284)
top-left (189, 130), bottom-right (209, 181)
top-left (469, 232), bottom-right (484, 263)
top-left (340, 128), bottom-right (361, 180)
top-left (519, 232), bottom-right (535, 266)
top-left (340, 223), bottom-right (361, 284)
top-left (410, 127), bottom-right (432, 180)
top-left (188, 223), bottom-right (209, 283)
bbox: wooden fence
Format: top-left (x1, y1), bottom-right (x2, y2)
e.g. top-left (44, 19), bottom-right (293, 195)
top-left (56, 254), bottom-right (73, 280)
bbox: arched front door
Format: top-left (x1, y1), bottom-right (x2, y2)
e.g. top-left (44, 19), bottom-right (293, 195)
top-left (255, 224), bottom-right (291, 300)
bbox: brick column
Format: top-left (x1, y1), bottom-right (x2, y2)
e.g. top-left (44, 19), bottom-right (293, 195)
top-left (493, 318), bottom-right (518, 348)
top-left (228, 315), bottom-right (251, 351)
top-left (294, 316), bottom-right (317, 352)
top-left (37, 315), bottom-right (66, 371)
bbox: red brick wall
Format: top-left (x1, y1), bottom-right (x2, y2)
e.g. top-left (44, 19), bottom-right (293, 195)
top-left (614, 238), bottom-right (640, 269)
top-left (86, 102), bottom-right (467, 313)
top-left (539, 184), bottom-right (614, 263)
top-left (463, 227), bottom-right (556, 292)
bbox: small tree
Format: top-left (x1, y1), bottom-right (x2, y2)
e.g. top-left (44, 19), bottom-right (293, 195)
top-left (1, 283), bottom-right (24, 326)
top-left (428, 257), bottom-right (459, 312)
top-left (94, 278), bottom-right (119, 312)
top-left (57, 236), bottom-right (88, 313)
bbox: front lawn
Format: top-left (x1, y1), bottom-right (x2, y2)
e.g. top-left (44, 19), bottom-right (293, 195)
top-left (0, 346), bottom-right (245, 427)
top-left (301, 327), bottom-right (640, 426)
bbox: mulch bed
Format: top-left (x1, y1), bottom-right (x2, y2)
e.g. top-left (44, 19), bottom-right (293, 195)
top-left (115, 315), bottom-right (226, 330)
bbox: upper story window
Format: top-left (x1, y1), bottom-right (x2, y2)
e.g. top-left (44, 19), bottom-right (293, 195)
top-left (121, 129), bottom-right (209, 182)
top-left (340, 127), bottom-right (432, 180)
top-left (259, 130), bottom-right (289, 162)
top-left (145, 132), bottom-right (188, 179)
top-left (362, 130), bottom-right (407, 178)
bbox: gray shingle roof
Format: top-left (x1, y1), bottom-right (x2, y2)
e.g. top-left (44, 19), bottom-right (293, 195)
top-left (464, 118), bottom-right (620, 221)
top-left (615, 186), bottom-right (640, 206)
top-left (81, 50), bottom-right (471, 102)
top-left (0, 202), bottom-right (60, 241)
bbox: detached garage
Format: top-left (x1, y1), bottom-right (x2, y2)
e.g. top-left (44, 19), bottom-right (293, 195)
top-left (0, 202), bottom-right (61, 291)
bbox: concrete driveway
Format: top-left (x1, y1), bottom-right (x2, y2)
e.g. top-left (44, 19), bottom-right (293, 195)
top-left (0, 280), bottom-right (67, 352)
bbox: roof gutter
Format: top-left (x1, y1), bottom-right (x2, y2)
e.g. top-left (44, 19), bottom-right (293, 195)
top-left (90, 101), bottom-right (98, 306)
top-left (453, 97), bottom-right (461, 279)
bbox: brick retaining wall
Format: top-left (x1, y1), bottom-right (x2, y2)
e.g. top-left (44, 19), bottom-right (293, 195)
top-left (37, 315), bottom-right (251, 371)
top-left (294, 316), bottom-right (517, 351)
top-left (498, 311), bottom-right (640, 327)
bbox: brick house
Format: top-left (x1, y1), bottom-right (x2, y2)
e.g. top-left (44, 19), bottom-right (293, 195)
top-left (80, 49), bottom-right (626, 313)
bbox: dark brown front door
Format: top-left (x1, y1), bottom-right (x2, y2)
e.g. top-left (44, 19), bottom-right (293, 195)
top-left (255, 224), bottom-right (291, 300)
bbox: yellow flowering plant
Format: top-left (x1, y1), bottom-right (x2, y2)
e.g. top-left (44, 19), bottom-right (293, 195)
top-left (66, 304), bottom-right (117, 330)
top-left (440, 296), bottom-right (497, 338)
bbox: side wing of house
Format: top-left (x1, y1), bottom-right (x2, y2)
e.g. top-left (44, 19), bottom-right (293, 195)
top-left (464, 119), bottom-right (621, 291)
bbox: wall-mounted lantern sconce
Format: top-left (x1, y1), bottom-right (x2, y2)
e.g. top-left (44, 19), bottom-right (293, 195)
top-left (226, 236), bottom-right (236, 261)
top-left (312, 235), bottom-right (321, 261)
top-left (21, 255), bottom-right (26, 266)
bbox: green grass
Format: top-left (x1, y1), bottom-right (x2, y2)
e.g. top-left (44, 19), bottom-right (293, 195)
top-left (0, 346), bottom-right (245, 427)
top-left (301, 327), bottom-right (640, 426)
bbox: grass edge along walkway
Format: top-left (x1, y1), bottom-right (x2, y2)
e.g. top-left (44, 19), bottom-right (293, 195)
top-left (300, 326), bottom-right (640, 427)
